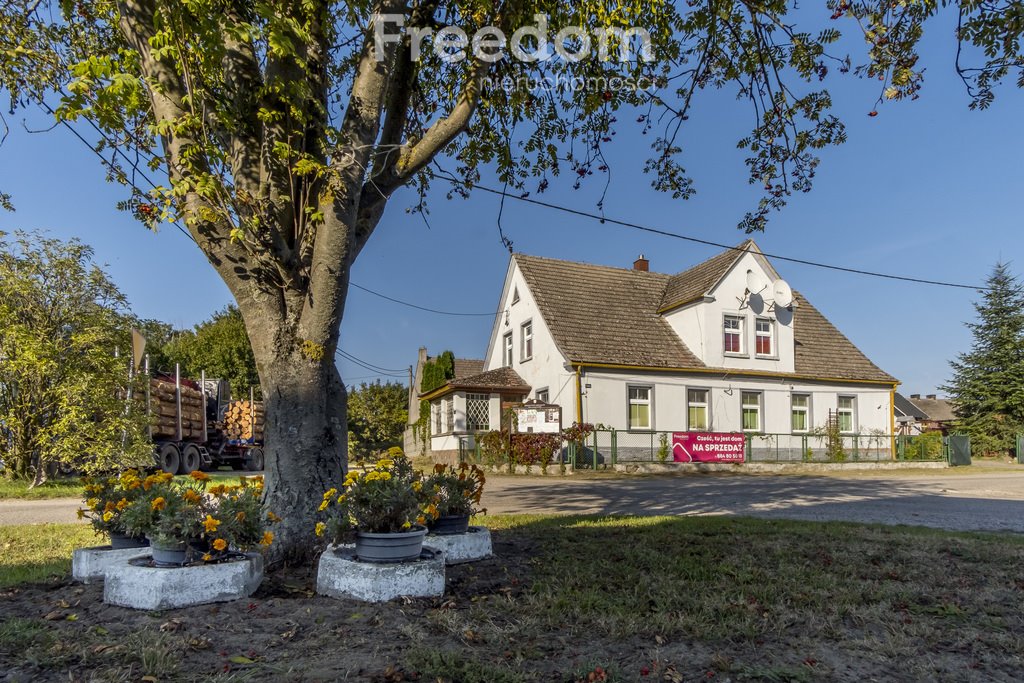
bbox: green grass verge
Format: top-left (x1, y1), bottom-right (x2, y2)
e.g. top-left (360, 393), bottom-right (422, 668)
top-left (0, 471), bottom-right (250, 501)
top-left (0, 523), bottom-right (98, 587)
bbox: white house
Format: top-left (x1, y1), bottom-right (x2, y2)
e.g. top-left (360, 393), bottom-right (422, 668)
top-left (421, 240), bottom-right (899, 462)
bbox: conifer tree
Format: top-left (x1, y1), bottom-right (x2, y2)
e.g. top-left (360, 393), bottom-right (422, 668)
top-left (944, 264), bottom-right (1024, 456)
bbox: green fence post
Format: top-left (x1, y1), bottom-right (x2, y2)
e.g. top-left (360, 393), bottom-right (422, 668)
top-left (745, 435), bottom-right (751, 463)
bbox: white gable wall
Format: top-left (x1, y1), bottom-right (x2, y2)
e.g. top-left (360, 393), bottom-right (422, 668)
top-left (482, 260), bottom-right (576, 421)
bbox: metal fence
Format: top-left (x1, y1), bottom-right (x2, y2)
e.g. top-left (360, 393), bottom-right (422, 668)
top-left (460, 429), bottom-right (951, 469)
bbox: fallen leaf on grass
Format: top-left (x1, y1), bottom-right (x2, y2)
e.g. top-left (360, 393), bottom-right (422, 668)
top-left (230, 655), bottom-right (256, 664)
top-left (188, 636), bottom-right (212, 650)
top-left (65, 614), bottom-right (78, 621)
top-left (141, 676), bottom-right (159, 682)
top-left (159, 619), bottom-right (184, 632)
top-left (42, 610), bottom-right (64, 621)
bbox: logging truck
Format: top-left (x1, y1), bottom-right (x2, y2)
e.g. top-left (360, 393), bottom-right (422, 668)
top-left (147, 364), bottom-right (265, 474)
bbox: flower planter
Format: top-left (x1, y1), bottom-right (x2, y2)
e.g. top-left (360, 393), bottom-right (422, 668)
top-left (104, 552), bottom-right (264, 610)
top-left (428, 514), bottom-right (470, 536)
top-left (109, 533), bottom-right (149, 550)
top-left (317, 545), bottom-right (444, 602)
top-left (355, 525), bottom-right (427, 563)
top-left (425, 526), bottom-right (493, 565)
top-left (72, 545), bottom-right (152, 584)
top-left (148, 538), bottom-right (189, 567)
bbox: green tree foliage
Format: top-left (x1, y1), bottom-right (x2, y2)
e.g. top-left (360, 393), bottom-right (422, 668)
top-left (347, 381), bottom-right (408, 460)
top-left (0, 231), bottom-right (151, 483)
top-left (161, 306), bottom-right (259, 398)
top-left (943, 264), bottom-right (1024, 456)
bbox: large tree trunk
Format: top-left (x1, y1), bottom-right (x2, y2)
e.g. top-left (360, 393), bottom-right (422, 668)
top-left (255, 339), bottom-right (348, 564)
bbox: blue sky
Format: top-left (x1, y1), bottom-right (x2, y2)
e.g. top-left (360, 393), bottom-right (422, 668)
top-left (1, 11), bottom-right (1022, 395)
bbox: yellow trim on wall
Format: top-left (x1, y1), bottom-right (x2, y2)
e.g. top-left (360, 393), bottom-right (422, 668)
top-left (571, 361), bottom-right (899, 388)
top-left (575, 366), bottom-right (583, 424)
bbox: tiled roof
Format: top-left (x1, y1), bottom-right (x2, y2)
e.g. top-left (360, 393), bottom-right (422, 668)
top-left (512, 245), bottom-right (897, 384)
top-left (908, 396), bottom-right (956, 422)
top-left (658, 240), bottom-right (754, 312)
top-left (791, 292), bottom-right (897, 383)
top-left (514, 254), bottom-right (705, 368)
top-left (453, 358), bottom-right (485, 379)
top-left (421, 367), bottom-right (530, 398)
top-left (894, 393), bottom-right (928, 419)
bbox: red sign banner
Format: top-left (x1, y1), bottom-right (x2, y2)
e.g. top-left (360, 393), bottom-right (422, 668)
top-left (672, 432), bottom-right (746, 463)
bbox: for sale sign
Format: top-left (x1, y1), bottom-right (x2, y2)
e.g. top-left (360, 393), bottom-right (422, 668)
top-left (672, 432), bottom-right (746, 463)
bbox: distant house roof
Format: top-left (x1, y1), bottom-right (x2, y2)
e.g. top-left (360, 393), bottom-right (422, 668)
top-left (894, 393), bottom-right (929, 420)
top-left (512, 243), bottom-right (897, 384)
top-left (908, 396), bottom-right (956, 422)
top-left (420, 366), bottom-right (530, 399)
top-left (452, 358), bottom-right (485, 379)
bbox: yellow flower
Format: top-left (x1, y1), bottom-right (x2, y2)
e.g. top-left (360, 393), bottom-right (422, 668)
top-left (203, 515), bottom-right (221, 533)
top-left (318, 499), bottom-right (330, 512)
top-left (377, 458), bottom-right (394, 469)
top-left (260, 531), bottom-right (274, 546)
top-left (412, 481), bottom-right (422, 492)
top-left (212, 538), bottom-right (228, 551)
top-left (315, 522), bottom-right (326, 537)
top-left (337, 494), bottom-right (346, 505)
top-left (102, 511), bottom-right (114, 522)
top-left (189, 470), bottom-right (210, 481)
top-left (86, 498), bottom-right (99, 510)
top-left (150, 497), bottom-right (166, 511)
top-left (183, 490), bottom-right (202, 504)
top-left (266, 511), bottom-right (282, 523)
top-left (235, 511), bottom-right (246, 522)
top-left (202, 553), bottom-right (212, 562)
top-left (76, 508), bottom-right (86, 520)
top-left (159, 472), bottom-right (175, 482)
top-left (115, 498), bottom-right (130, 511)
top-left (402, 521), bottom-right (411, 529)
top-left (322, 488), bottom-right (338, 501)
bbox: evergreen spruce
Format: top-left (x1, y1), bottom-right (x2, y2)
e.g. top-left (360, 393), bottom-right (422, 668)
top-left (943, 263), bottom-right (1024, 455)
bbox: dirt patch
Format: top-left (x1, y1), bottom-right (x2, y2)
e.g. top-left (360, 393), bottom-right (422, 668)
top-left (3, 517), bottom-right (1024, 682)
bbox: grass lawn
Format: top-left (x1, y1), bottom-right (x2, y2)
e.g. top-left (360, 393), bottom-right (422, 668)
top-left (0, 470), bottom-right (253, 501)
top-left (0, 524), bottom-right (98, 588)
top-left (3, 515), bottom-right (1024, 681)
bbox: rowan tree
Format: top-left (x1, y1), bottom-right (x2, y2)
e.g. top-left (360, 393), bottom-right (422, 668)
top-left (1, 0), bottom-right (1020, 558)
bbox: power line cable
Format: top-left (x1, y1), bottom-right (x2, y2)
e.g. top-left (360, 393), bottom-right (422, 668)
top-left (349, 282), bottom-right (498, 316)
top-left (335, 349), bottom-right (407, 377)
top-left (427, 171), bottom-right (989, 292)
top-left (336, 348), bottom-right (407, 374)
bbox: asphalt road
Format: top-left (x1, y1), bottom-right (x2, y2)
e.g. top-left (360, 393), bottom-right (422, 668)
top-left (4, 469), bottom-right (1024, 533)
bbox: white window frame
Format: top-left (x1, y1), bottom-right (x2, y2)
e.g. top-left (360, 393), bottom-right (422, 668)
top-left (433, 402), bottom-right (442, 435)
top-left (521, 320), bottom-right (533, 362)
top-left (741, 391), bottom-right (762, 433)
top-left (536, 388), bottom-right (549, 403)
top-left (445, 397), bottom-right (454, 433)
top-left (687, 388), bottom-right (710, 431)
top-left (791, 393), bottom-right (810, 433)
top-left (502, 332), bottom-right (513, 367)
top-left (466, 393), bottom-right (490, 431)
top-left (837, 395), bottom-right (857, 434)
top-left (627, 385), bottom-right (653, 431)
top-left (755, 318), bottom-right (775, 358)
top-left (723, 314), bottom-right (746, 356)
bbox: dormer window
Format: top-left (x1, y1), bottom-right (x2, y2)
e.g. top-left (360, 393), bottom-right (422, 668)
top-left (755, 318), bottom-right (774, 357)
top-left (724, 315), bottom-right (744, 355)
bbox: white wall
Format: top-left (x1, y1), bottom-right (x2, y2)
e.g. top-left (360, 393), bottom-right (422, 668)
top-left (579, 368), bottom-right (892, 435)
top-left (663, 250), bottom-right (795, 374)
top-left (482, 258), bottom-right (577, 426)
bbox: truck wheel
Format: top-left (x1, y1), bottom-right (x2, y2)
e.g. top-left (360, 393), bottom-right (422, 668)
top-left (246, 448), bottom-right (265, 471)
top-left (157, 443), bottom-right (180, 474)
top-left (180, 444), bottom-right (201, 474)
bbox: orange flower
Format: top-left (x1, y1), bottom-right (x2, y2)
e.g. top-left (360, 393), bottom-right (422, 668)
top-left (183, 490), bottom-right (201, 504)
top-left (212, 538), bottom-right (228, 551)
top-left (203, 515), bottom-right (221, 533)
top-left (266, 511), bottom-right (282, 523)
top-left (202, 553), bottom-right (212, 562)
top-left (259, 531), bottom-right (274, 546)
top-left (150, 497), bottom-right (166, 511)
top-left (189, 470), bottom-right (210, 481)
top-left (235, 511), bottom-right (246, 522)
top-left (115, 498), bottom-right (130, 511)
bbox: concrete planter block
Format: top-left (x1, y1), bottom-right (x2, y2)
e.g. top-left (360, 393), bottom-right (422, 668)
top-left (72, 546), bottom-right (152, 584)
top-left (103, 553), bottom-right (264, 610)
top-left (316, 545), bottom-right (445, 602)
top-left (425, 526), bottom-right (493, 565)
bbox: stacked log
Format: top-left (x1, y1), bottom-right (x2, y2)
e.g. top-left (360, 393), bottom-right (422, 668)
top-left (150, 378), bottom-right (206, 439)
top-left (223, 400), bottom-right (264, 441)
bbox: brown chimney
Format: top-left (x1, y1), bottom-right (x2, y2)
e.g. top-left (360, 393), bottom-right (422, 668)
top-left (910, 394), bottom-right (921, 399)
top-left (633, 254), bottom-right (649, 272)
top-left (926, 394), bottom-right (937, 400)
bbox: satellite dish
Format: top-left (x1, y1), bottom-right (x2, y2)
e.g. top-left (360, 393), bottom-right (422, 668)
top-left (745, 269), bottom-right (767, 294)
top-left (772, 279), bottom-right (793, 308)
